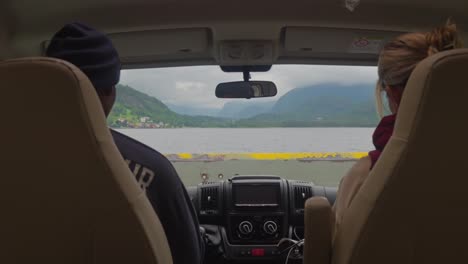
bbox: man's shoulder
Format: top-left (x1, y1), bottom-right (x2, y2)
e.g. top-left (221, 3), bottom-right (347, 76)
top-left (110, 129), bottom-right (172, 167)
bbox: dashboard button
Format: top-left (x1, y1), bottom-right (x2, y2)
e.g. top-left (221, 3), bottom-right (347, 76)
top-left (252, 248), bottom-right (265, 256)
top-left (238, 221), bottom-right (254, 235)
top-left (263, 221), bottom-right (278, 235)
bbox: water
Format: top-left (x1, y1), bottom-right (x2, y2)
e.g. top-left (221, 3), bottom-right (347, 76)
top-left (116, 127), bottom-right (374, 153)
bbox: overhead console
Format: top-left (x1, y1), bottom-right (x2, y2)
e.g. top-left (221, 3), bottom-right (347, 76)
top-left (218, 40), bottom-right (275, 66)
top-left (193, 175), bottom-right (337, 262)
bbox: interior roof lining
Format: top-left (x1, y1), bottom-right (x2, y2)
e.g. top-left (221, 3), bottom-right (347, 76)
top-left (2, 0), bottom-right (468, 66)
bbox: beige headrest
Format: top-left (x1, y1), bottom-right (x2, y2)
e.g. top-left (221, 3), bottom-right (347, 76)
top-left (334, 49), bottom-right (468, 264)
top-left (0, 57), bottom-right (172, 263)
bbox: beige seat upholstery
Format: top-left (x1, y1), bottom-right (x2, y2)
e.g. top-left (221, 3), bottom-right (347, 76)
top-left (0, 57), bottom-right (172, 264)
top-left (304, 197), bottom-right (333, 263)
top-left (304, 48), bottom-right (468, 264)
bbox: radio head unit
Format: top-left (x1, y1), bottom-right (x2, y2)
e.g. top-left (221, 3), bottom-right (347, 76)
top-left (228, 176), bottom-right (284, 209)
top-left (233, 183), bottom-right (280, 207)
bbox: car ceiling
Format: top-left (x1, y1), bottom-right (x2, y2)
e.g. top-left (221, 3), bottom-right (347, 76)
top-left (1, 0), bottom-right (468, 68)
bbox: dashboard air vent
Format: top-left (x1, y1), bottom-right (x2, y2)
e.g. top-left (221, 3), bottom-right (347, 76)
top-left (200, 186), bottom-right (219, 214)
top-left (294, 185), bottom-right (313, 211)
top-left (202, 181), bottom-right (217, 185)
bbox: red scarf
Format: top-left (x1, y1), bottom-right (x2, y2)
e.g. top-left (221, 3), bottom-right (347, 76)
top-left (369, 114), bottom-right (397, 169)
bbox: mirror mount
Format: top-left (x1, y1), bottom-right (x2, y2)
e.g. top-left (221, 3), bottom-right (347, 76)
top-left (220, 65), bottom-right (272, 73)
top-left (243, 68), bottom-right (251, 82)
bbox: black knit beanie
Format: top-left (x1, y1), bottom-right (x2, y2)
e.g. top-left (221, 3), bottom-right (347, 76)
top-left (46, 22), bottom-right (121, 92)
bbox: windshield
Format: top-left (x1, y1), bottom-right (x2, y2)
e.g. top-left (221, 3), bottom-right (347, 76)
top-left (110, 65), bottom-right (378, 187)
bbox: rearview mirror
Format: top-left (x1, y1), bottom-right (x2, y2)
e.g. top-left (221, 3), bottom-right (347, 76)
top-left (215, 81), bottom-right (277, 99)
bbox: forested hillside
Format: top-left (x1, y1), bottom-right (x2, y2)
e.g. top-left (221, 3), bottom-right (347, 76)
top-left (107, 85), bottom-right (232, 128)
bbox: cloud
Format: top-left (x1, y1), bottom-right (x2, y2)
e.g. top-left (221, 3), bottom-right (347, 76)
top-left (120, 65), bottom-right (378, 109)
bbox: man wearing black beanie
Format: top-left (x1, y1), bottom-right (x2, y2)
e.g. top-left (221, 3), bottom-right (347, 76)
top-left (46, 22), bottom-right (204, 264)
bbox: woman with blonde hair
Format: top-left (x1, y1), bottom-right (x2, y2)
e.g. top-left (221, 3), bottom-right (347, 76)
top-left (333, 20), bottom-right (463, 236)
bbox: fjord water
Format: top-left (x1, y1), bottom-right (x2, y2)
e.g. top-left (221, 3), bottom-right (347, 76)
top-left (117, 127), bottom-right (374, 186)
top-left (116, 127), bottom-right (374, 153)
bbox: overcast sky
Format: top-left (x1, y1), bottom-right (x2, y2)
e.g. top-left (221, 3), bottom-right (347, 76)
top-left (120, 65), bottom-right (378, 109)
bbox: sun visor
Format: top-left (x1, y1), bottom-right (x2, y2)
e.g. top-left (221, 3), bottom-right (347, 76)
top-left (109, 28), bottom-right (213, 67)
top-left (41, 28), bottom-right (214, 68)
top-left (281, 27), bottom-right (404, 65)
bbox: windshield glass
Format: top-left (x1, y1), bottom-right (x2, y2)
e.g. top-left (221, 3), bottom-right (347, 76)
top-left (111, 65), bottom-right (378, 187)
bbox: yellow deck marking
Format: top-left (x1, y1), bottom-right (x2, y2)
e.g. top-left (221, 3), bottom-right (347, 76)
top-left (165, 152), bottom-right (367, 161)
top-left (177, 153), bottom-right (193, 159)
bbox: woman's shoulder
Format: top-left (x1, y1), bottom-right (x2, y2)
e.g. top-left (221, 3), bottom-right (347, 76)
top-left (353, 156), bottom-right (372, 174)
top-left (337, 156), bottom-right (370, 189)
top-left (340, 156), bottom-right (371, 193)
top-left (334, 156), bottom-right (372, 229)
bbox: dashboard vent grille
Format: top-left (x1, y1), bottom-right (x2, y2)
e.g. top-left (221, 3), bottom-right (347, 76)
top-left (202, 181), bottom-right (217, 185)
top-left (294, 185), bottom-right (313, 210)
top-left (200, 186), bottom-right (219, 214)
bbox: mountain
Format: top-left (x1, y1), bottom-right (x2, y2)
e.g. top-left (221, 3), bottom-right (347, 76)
top-left (108, 83), bottom-right (379, 128)
top-left (167, 100), bottom-right (276, 119)
top-left (218, 100), bottom-right (276, 119)
top-left (166, 103), bottom-right (220, 117)
top-left (107, 85), bottom-right (231, 128)
top-left (237, 84), bottom-right (379, 127)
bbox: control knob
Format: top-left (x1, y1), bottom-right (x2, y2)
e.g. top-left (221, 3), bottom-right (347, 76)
top-left (263, 221), bottom-right (278, 235)
top-left (238, 221), bottom-right (254, 235)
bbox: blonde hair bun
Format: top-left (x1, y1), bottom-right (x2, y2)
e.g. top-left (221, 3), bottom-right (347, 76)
top-left (375, 19), bottom-right (463, 117)
top-left (426, 19), bottom-right (463, 56)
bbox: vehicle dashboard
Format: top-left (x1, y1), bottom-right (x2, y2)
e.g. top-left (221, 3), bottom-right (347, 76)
top-left (187, 175), bottom-right (337, 263)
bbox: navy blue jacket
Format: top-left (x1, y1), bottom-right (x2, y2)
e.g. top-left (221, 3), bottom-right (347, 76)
top-left (111, 129), bottom-right (204, 264)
